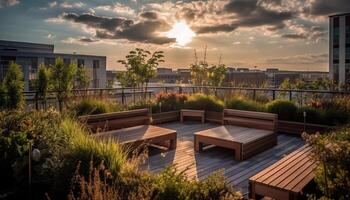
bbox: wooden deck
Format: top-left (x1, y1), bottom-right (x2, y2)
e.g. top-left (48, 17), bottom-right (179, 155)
top-left (141, 122), bottom-right (305, 196)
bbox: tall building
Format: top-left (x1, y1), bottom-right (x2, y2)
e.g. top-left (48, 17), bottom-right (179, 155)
top-left (329, 13), bottom-right (350, 84)
top-left (0, 40), bottom-right (106, 91)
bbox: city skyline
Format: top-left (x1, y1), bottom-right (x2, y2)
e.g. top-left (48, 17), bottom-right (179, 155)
top-left (0, 0), bottom-right (349, 71)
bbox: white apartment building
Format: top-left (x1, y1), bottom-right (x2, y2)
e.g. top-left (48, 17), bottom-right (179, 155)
top-left (0, 40), bottom-right (106, 91)
top-left (329, 13), bottom-right (350, 84)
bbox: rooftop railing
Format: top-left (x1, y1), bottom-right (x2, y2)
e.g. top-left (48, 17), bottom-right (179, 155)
top-left (17, 85), bottom-right (350, 110)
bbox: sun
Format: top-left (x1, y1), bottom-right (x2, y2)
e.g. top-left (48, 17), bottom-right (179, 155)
top-left (166, 21), bottom-right (196, 46)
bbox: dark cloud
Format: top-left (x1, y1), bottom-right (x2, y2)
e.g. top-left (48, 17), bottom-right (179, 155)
top-left (63, 13), bottom-right (174, 45)
top-left (224, 0), bottom-right (294, 29)
top-left (79, 37), bottom-right (99, 43)
top-left (281, 33), bottom-right (307, 39)
top-left (194, 24), bottom-right (238, 34)
top-left (139, 11), bottom-right (158, 20)
top-left (193, 0), bottom-right (294, 35)
top-left (0, 0), bottom-right (19, 8)
top-left (305, 0), bottom-right (350, 16)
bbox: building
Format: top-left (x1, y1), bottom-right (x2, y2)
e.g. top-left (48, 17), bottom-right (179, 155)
top-left (225, 71), bottom-right (267, 86)
top-left (177, 68), bottom-right (191, 83)
top-left (329, 13), bottom-right (350, 84)
top-left (0, 40), bottom-right (106, 91)
top-left (150, 68), bottom-right (180, 83)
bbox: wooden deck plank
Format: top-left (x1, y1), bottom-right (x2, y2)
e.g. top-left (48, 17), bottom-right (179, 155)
top-left (141, 122), bottom-right (305, 196)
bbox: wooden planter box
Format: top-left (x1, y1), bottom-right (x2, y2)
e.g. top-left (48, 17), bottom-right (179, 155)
top-left (205, 111), bottom-right (223, 124)
top-left (278, 120), bottom-right (334, 135)
top-left (152, 111), bottom-right (180, 124)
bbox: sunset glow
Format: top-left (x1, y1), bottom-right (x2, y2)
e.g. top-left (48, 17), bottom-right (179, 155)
top-left (166, 22), bottom-right (195, 46)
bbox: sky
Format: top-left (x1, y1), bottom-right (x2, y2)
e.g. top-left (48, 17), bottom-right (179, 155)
top-left (0, 0), bottom-right (349, 71)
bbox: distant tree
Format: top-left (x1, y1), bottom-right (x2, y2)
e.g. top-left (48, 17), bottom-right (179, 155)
top-left (3, 62), bottom-right (25, 109)
top-left (118, 48), bottom-right (164, 97)
top-left (208, 64), bottom-right (227, 87)
top-left (116, 71), bottom-right (137, 88)
top-left (50, 57), bottom-right (77, 111)
top-left (75, 66), bottom-right (91, 89)
top-left (35, 64), bottom-right (51, 110)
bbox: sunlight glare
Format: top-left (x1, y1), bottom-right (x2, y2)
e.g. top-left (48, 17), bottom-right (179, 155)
top-left (166, 21), bottom-right (195, 46)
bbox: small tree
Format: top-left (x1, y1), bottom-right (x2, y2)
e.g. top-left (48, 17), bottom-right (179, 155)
top-left (75, 66), bottom-right (91, 89)
top-left (118, 48), bottom-right (164, 97)
top-left (35, 64), bottom-right (51, 110)
top-left (0, 83), bottom-right (6, 109)
top-left (208, 64), bottom-right (227, 87)
top-left (50, 57), bottom-right (77, 111)
top-left (3, 62), bottom-right (25, 109)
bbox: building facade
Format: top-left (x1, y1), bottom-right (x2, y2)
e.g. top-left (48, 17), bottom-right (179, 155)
top-left (329, 13), bottom-right (350, 84)
top-left (0, 40), bottom-right (106, 91)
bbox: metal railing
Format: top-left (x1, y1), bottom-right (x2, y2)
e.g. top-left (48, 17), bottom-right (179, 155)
top-left (15, 85), bottom-right (350, 110)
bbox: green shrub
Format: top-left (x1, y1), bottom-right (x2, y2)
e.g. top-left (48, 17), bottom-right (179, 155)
top-left (184, 93), bottom-right (224, 112)
top-left (2, 62), bottom-right (25, 109)
top-left (321, 109), bottom-right (349, 126)
top-left (0, 110), bottom-right (64, 195)
top-left (70, 98), bottom-right (122, 116)
top-left (128, 100), bottom-right (158, 113)
top-left (296, 106), bottom-right (323, 124)
top-left (155, 92), bottom-right (187, 112)
top-left (225, 96), bottom-right (265, 112)
top-left (303, 128), bottom-right (350, 199)
top-left (266, 100), bottom-right (298, 121)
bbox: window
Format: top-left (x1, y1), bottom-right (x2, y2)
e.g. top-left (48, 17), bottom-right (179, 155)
top-left (0, 56), bottom-right (16, 80)
top-left (333, 64), bottom-right (339, 83)
top-left (44, 57), bottom-right (55, 66)
top-left (346, 64), bottom-right (350, 84)
top-left (333, 47), bottom-right (339, 63)
top-left (346, 15), bottom-right (350, 44)
top-left (93, 60), bottom-right (100, 88)
top-left (78, 59), bottom-right (85, 68)
top-left (333, 17), bottom-right (340, 46)
top-left (63, 58), bottom-right (71, 65)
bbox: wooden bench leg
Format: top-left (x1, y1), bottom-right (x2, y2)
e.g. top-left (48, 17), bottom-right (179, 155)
top-left (234, 146), bottom-right (242, 160)
top-left (169, 138), bottom-right (177, 150)
top-left (194, 137), bottom-right (203, 152)
top-left (201, 116), bottom-right (205, 123)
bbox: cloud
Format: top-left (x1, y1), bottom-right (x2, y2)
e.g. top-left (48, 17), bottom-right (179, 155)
top-left (0, 0), bottom-right (19, 8)
top-left (62, 12), bottom-right (175, 45)
top-left (60, 1), bottom-right (85, 9)
top-left (223, 0), bottom-right (294, 29)
top-left (305, 0), bottom-right (350, 16)
top-left (95, 3), bottom-right (135, 17)
top-left (194, 24), bottom-right (238, 34)
top-left (281, 33), bottom-right (307, 39)
top-left (266, 53), bottom-right (328, 65)
top-left (139, 11), bottom-right (159, 20)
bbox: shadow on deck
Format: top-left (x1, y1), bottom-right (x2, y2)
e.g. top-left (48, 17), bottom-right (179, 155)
top-left (141, 122), bottom-right (305, 196)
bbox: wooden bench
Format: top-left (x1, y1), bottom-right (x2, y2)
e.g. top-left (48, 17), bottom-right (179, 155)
top-left (249, 145), bottom-right (316, 200)
top-left (93, 125), bottom-right (177, 150)
top-left (194, 109), bottom-right (278, 160)
top-left (181, 109), bottom-right (205, 123)
top-left (78, 109), bottom-right (150, 132)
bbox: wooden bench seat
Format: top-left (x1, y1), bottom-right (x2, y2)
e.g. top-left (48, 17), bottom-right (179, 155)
top-left (78, 108), bottom-right (151, 132)
top-left (194, 109), bottom-right (278, 160)
top-left (93, 125), bottom-right (177, 150)
top-left (249, 145), bottom-right (316, 200)
top-left (181, 109), bottom-right (205, 123)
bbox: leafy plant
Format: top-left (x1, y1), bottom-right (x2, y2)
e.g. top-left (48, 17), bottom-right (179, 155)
top-left (70, 98), bottom-right (122, 116)
top-left (50, 58), bottom-right (77, 111)
top-left (75, 66), bottom-right (91, 89)
top-left (155, 92), bottom-right (187, 112)
top-left (35, 64), bottom-right (51, 109)
top-left (225, 96), bottom-right (265, 112)
top-left (2, 62), bottom-right (25, 109)
top-left (266, 100), bottom-right (298, 121)
top-left (303, 128), bottom-right (350, 199)
top-left (184, 93), bottom-right (224, 112)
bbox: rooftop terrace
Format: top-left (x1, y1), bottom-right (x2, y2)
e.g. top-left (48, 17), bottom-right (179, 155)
top-left (142, 122), bottom-right (305, 196)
